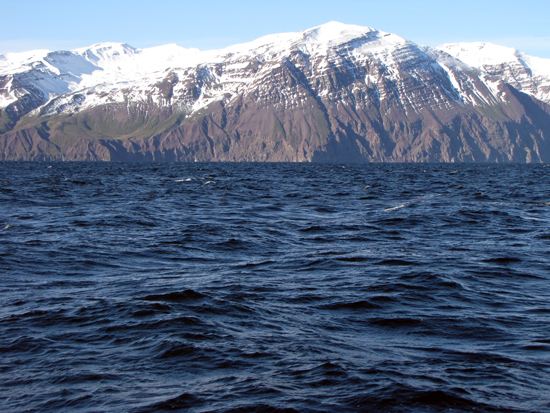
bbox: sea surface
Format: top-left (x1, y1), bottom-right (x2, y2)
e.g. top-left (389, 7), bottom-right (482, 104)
top-left (1, 162), bottom-right (550, 413)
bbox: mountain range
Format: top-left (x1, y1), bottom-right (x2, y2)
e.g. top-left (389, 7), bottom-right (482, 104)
top-left (2, 22), bottom-right (550, 162)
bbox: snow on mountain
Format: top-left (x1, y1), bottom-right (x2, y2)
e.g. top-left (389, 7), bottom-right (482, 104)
top-left (4, 22), bottom-right (550, 163)
top-left (438, 42), bottom-right (550, 104)
top-left (437, 42), bottom-right (518, 67)
top-left (70, 42), bottom-right (213, 88)
top-left (1, 21), bottom-right (514, 119)
top-left (5, 23), bottom-right (550, 117)
top-left (1, 21), bottom-right (528, 134)
top-left (0, 22), bottom-right (455, 113)
top-left (0, 49), bottom-right (52, 73)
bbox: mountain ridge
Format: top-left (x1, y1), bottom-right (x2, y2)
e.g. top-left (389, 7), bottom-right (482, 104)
top-left (2, 22), bottom-right (550, 162)
top-left (437, 41), bottom-right (550, 105)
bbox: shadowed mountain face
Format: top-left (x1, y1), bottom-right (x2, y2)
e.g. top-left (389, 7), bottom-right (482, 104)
top-left (2, 22), bottom-right (550, 162)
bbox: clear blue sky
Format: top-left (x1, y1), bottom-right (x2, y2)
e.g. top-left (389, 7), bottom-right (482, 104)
top-left (2, 0), bottom-right (550, 58)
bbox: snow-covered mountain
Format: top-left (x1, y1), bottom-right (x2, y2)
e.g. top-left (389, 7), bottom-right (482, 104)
top-left (438, 42), bottom-right (550, 105)
top-left (1, 22), bottom-right (550, 162)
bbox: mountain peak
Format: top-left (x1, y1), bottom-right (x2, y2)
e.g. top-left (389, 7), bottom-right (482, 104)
top-left (72, 42), bottom-right (137, 59)
top-left (437, 42), bottom-right (520, 66)
top-left (307, 21), bottom-right (376, 38)
top-left (438, 41), bottom-right (550, 106)
top-left (0, 49), bottom-right (52, 73)
top-left (301, 21), bottom-right (378, 47)
top-left (74, 42), bottom-right (136, 52)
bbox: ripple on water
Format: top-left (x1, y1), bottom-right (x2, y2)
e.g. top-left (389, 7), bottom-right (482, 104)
top-left (1, 162), bottom-right (550, 412)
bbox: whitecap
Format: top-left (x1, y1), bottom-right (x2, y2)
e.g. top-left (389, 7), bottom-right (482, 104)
top-left (384, 204), bottom-right (405, 212)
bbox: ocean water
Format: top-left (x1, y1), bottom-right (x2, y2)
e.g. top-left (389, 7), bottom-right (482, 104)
top-left (1, 162), bottom-right (550, 413)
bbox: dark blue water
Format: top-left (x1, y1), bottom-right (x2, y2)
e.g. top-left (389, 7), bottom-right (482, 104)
top-left (2, 162), bottom-right (550, 413)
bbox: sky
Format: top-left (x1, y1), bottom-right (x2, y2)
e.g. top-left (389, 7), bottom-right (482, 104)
top-left (2, 0), bottom-right (550, 58)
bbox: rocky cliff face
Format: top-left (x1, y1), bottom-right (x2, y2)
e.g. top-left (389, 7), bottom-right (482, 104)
top-left (2, 22), bottom-right (550, 162)
top-left (438, 42), bottom-right (550, 106)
